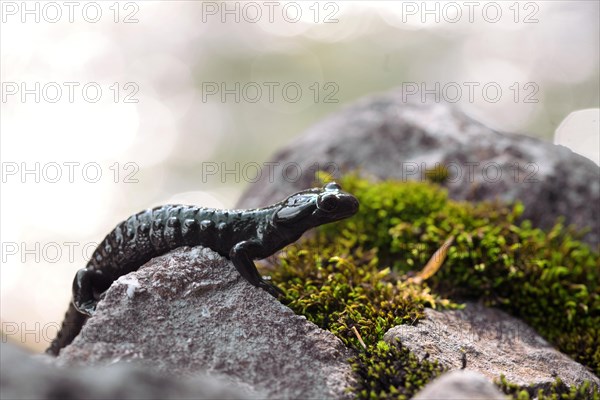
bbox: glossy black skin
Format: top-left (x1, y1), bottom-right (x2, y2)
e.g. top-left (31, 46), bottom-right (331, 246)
top-left (47, 182), bottom-right (359, 356)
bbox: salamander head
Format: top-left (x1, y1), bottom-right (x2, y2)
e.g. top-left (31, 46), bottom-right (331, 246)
top-left (273, 182), bottom-right (359, 228)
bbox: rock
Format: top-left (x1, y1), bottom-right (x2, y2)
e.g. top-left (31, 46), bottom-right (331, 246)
top-left (554, 109), bottom-right (600, 166)
top-left (0, 341), bottom-right (257, 399)
top-left (413, 370), bottom-right (505, 400)
top-left (383, 302), bottom-right (599, 394)
top-left (56, 246), bottom-right (355, 400)
top-left (236, 91), bottom-right (599, 246)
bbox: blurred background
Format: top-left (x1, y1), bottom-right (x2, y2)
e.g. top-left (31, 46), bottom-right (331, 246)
top-left (1, 1), bottom-right (598, 352)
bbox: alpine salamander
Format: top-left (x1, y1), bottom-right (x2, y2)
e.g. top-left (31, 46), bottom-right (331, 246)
top-left (47, 182), bottom-right (359, 355)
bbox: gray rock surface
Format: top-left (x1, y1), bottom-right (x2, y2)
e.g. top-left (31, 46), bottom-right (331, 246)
top-left (413, 370), bottom-right (505, 400)
top-left (383, 302), bottom-right (599, 393)
top-left (56, 246), bottom-right (355, 399)
top-left (1, 341), bottom-right (257, 399)
top-left (237, 92), bottom-right (599, 246)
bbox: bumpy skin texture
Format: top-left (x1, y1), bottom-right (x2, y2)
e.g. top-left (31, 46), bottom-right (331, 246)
top-left (47, 182), bottom-right (359, 356)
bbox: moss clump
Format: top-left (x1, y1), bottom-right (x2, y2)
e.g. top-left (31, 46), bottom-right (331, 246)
top-left (352, 340), bottom-right (444, 399)
top-left (496, 374), bottom-right (600, 400)
top-left (319, 174), bottom-right (599, 373)
top-left (271, 242), bottom-right (453, 350)
top-left (263, 173), bottom-right (599, 396)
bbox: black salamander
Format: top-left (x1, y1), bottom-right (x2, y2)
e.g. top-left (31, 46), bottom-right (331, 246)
top-left (47, 182), bottom-right (359, 355)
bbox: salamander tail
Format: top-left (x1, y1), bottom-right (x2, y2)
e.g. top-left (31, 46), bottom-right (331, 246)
top-left (46, 302), bottom-right (88, 356)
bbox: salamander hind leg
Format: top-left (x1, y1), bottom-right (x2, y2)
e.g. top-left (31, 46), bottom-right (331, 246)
top-left (72, 268), bottom-right (114, 316)
top-left (229, 241), bottom-right (284, 298)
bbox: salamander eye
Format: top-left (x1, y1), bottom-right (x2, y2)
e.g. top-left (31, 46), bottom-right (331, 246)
top-left (317, 193), bottom-right (338, 212)
top-left (324, 182), bottom-right (341, 192)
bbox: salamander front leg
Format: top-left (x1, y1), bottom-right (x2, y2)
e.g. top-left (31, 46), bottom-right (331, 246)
top-left (229, 241), bottom-right (284, 298)
top-left (72, 268), bottom-right (114, 316)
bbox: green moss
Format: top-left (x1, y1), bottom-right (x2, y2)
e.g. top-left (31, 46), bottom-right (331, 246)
top-left (263, 173), bottom-right (599, 397)
top-left (496, 374), bottom-right (600, 400)
top-left (322, 174), bottom-right (599, 373)
top-left (271, 241), bottom-right (453, 350)
top-left (352, 339), bottom-right (445, 399)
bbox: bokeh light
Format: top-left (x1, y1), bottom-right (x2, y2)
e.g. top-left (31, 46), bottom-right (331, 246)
top-left (1, 1), bottom-right (598, 352)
